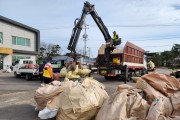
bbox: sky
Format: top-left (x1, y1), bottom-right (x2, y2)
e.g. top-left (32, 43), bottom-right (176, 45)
top-left (0, 0), bottom-right (180, 58)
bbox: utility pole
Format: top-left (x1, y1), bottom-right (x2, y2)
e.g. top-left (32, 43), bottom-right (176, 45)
top-left (88, 47), bottom-right (90, 59)
top-left (83, 23), bottom-right (89, 62)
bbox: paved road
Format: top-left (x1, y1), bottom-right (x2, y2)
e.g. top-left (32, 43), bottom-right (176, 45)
top-left (0, 68), bottom-right (173, 120)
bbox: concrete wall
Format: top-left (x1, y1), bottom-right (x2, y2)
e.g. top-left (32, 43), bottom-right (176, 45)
top-left (3, 55), bottom-right (12, 69)
top-left (0, 20), bottom-right (35, 51)
top-left (0, 19), bottom-right (38, 69)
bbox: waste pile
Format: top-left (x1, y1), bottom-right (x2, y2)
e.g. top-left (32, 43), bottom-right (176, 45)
top-left (34, 81), bottom-right (66, 111)
top-left (96, 72), bottom-right (180, 120)
top-left (96, 84), bottom-right (150, 120)
top-left (34, 77), bottom-right (108, 120)
top-left (34, 72), bottom-right (180, 120)
top-left (59, 61), bottom-right (91, 79)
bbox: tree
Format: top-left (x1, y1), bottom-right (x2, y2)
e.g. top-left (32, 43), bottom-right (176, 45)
top-left (171, 44), bottom-right (180, 58)
top-left (152, 53), bottom-right (163, 67)
top-left (151, 44), bottom-right (180, 67)
top-left (161, 51), bottom-right (173, 67)
top-left (37, 42), bottom-right (61, 61)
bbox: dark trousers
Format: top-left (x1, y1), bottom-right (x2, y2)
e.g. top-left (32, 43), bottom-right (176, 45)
top-left (43, 77), bottom-right (52, 84)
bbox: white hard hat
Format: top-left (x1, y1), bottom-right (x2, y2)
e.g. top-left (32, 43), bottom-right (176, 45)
top-left (46, 62), bottom-right (52, 66)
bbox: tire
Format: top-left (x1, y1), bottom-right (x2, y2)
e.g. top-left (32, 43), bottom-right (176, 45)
top-left (104, 76), bottom-right (111, 80)
top-left (25, 74), bottom-right (32, 80)
top-left (141, 69), bottom-right (148, 76)
top-left (14, 72), bottom-right (19, 78)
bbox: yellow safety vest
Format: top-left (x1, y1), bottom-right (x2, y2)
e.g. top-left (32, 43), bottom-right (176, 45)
top-left (113, 34), bottom-right (118, 41)
top-left (43, 66), bottom-right (53, 78)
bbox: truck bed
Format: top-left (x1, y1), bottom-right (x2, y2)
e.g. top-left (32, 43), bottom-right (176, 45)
top-left (123, 41), bottom-right (144, 64)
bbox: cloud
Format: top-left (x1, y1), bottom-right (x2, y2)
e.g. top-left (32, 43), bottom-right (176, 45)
top-left (0, 0), bottom-right (180, 57)
top-left (173, 5), bottom-right (180, 10)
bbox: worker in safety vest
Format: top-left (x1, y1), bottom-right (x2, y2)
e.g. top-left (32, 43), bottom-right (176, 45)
top-left (43, 62), bottom-right (53, 84)
top-left (112, 31), bottom-right (121, 46)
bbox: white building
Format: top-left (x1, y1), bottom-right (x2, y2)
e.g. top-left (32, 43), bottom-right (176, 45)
top-left (0, 16), bottom-right (40, 70)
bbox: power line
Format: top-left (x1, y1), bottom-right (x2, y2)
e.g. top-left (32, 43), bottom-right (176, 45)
top-left (39, 23), bottom-right (180, 30)
top-left (129, 36), bottom-right (180, 41)
top-left (76, 45), bottom-right (173, 48)
top-left (41, 36), bottom-right (180, 42)
top-left (90, 24), bottom-right (180, 27)
top-left (142, 45), bottom-right (172, 48)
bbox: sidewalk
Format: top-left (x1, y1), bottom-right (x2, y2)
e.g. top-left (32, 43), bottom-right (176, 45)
top-left (0, 70), bottom-right (13, 76)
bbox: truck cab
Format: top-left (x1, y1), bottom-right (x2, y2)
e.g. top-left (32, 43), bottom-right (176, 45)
top-left (13, 59), bottom-right (36, 71)
top-left (13, 59), bottom-right (39, 80)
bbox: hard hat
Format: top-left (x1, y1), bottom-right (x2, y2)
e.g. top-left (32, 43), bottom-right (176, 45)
top-left (46, 62), bottom-right (52, 67)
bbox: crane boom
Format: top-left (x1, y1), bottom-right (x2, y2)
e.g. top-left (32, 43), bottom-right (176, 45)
top-left (68, 1), bottom-right (112, 53)
top-left (67, 1), bottom-right (121, 74)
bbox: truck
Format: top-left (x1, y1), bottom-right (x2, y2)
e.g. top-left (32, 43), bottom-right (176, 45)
top-left (13, 59), bottom-right (62, 80)
top-left (67, 1), bottom-right (144, 82)
top-left (13, 59), bottom-right (39, 80)
top-left (96, 42), bottom-right (147, 80)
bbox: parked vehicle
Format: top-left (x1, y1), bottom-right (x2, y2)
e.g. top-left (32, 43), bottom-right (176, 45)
top-left (13, 59), bottom-right (39, 80)
top-left (170, 57), bottom-right (180, 78)
top-left (67, 1), bottom-right (122, 79)
top-left (96, 41), bottom-right (147, 80)
top-left (13, 59), bottom-right (63, 80)
top-left (147, 60), bottom-right (155, 71)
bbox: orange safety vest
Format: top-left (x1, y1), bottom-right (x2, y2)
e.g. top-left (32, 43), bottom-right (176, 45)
top-left (43, 65), bottom-right (53, 79)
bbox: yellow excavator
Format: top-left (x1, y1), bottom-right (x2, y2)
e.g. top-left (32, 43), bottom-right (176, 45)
top-left (147, 61), bottom-right (155, 71)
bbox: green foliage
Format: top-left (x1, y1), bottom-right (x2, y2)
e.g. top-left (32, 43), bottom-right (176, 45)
top-left (152, 54), bottom-right (163, 67)
top-left (151, 44), bottom-right (180, 67)
top-left (37, 42), bottom-right (61, 61)
top-left (171, 44), bottom-right (180, 57)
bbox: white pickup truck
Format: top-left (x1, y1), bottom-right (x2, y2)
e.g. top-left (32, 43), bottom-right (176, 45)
top-left (13, 59), bottom-right (39, 80)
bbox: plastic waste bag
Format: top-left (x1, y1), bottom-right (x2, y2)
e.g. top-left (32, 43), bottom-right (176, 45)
top-left (59, 67), bottom-right (67, 77)
top-left (38, 107), bottom-right (58, 119)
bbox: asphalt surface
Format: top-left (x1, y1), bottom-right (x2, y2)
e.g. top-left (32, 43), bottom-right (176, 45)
top-left (0, 68), bottom-right (173, 120)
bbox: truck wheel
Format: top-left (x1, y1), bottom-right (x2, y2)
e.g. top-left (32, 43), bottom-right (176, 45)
top-left (14, 72), bottom-right (19, 78)
top-left (141, 69), bottom-right (148, 76)
top-left (25, 74), bottom-right (32, 80)
top-left (104, 76), bottom-right (111, 80)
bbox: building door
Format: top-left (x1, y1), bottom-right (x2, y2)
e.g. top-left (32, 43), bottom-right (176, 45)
top-left (0, 55), bottom-right (3, 70)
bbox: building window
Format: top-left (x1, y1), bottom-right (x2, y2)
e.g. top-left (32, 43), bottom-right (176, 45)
top-left (0, 32), bottom-right (3, 43)
top-left (12, 36), bottom-right (30, 46)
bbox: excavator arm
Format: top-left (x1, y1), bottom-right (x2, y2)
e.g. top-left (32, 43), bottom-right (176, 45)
top-left (67, 1), bottom-right (121, 73)
top-left (68, 1), bottom-right (113, 53)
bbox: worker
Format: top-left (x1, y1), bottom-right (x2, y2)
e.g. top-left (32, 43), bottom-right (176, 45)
top-left (112, 31), bottom-right (121, 46)
top-left (42, 62), bottom-right (53, 84)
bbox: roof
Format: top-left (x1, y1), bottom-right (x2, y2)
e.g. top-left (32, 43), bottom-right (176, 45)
top-left (0, 15), bottom-right (40, 55)
top-left (174, 56), bottom-right (180, 60)
top-left (98, 44), bottom-right (123, 55)
top-left (52, 56), bottom-right (73, 62)
top-left (0, 15), bottom-right (39, 33)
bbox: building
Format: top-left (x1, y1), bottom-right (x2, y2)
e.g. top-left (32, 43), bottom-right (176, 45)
top-left (52, 56), bottom-right (74, 66)
top-left (144, 52), bottom-right (159, 62)
top-left (0, 16), bottom-right (40, 70)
